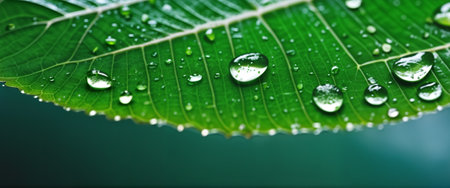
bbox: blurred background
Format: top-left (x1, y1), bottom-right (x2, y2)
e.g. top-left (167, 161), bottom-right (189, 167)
top-left (0, 85), bottom-right (449, 187)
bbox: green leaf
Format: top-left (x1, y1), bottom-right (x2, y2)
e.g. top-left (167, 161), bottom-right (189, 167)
top-left (0, 0), bottom-right (449, 137)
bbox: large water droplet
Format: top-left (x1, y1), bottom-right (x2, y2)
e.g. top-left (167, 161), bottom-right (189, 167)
top-left (119, 90), bottom-right (133, 104)
top-left (366, 25), bottom-right (376, 34)
top-left (417, 82), bottom-right (442, 101)
top-left (345, 0), bottom-right (362, 10)
top-left (392, 52), bottom-right (434, 82)
top-left (86, 70), bottom-right (112, 89)
top-left (364, 84), bottom-right (388, 106)
top-left (205, 28), bottom-right (215, 42)
top-left (105, 36), bottom-right (116, 46)
top-left (433, 3), bottom-right (450, 28)
top-left (229, 53), bottom-right (268, 83)
top-left (382, 43), bottom-right (391, 53)
top-left (312, 84), bottom-right (343, 113)
top-left (387, 108), bottom-right (399, 118)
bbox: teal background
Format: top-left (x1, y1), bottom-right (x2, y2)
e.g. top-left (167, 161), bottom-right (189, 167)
top-left (0, 85), bottom-right (449, 187)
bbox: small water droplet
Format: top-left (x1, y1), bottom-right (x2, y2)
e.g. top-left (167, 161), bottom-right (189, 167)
top-left (205, 28), bottom-right (215, 42)
top-left (312, 84), bottom-right (343, 113)
top-left (366, 25), bottom-right (376, 34)
top-left (188, 74), bottom-right (202, 84)
top-left (86, 70), bottom-right (112, 89)
top-left (422, 32), bottom-right (430, 39)
top-left (148, 61), bottom-right (158, 69)
top-left (185, 46), bottom-right (193, 56)
top-left (346, 0), bottom-right (362, 9)
top-left (364, 84), bottom-right (388, 106)
top-left (165, 59), bottom-right (172, 65)
top-left (261, 36), bottom-right (268, 41)
top-left (417, 82), bottom-right (442, 101)
top-left (141, 14), bottom-right (149, 22)
top-left (229, 53), bottom-right (268, 83)
top-left (331, 66), bottom-right (339, 75)
top-left (382, 43), bottom-right (391, 53)
top-left (372, 48), bottom-right (380, 56)
top-left (136, 83), bottom-right (147, 91)
top-left (297, 83), bottom-right (304, 90)
top-left (286, 49), bottom-right (296, 56)
top-left (185, 103), bottom-right (193, 111)
top-left (433, 2), bottom-right (450, 28)
top-left (392, 52), bottom-right (434, 82)
top-left (148, 20), bottom-right (157, 27)
top-left (5, 23), bottom-right (15, 31)
top-left (119, 90), bottom-right (133, 104)
top-left (120, 6), bottom-right (131, 19)
top-left (253, 95), bottom-right (259, 101)
top-left (214, 72), bottom-right (220, 79)
top-left (105, 36), bottom-right (116, 46)
top-left (387, 108), bottom-right (399, 118)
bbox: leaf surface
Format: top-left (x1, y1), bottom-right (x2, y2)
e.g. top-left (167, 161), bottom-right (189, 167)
top-left (0, 0), bottom-right (449, 136)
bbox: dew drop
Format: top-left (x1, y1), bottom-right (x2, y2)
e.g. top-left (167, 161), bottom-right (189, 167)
top-left (286, 49), bottom-right (296, 56)
top-left (92, 46), bottom-right (99, 54)
top-left (382, 43), bottom-right (391, 53)
top-left (433, 2), bottom-right (450, 28)
top-left (312, 84), bottom-right (343, 113)
top-left (86, 70), bottom-right (112, 89)
top-left (297, 83), bottom-right (304, 90)
top-left (188, 74), bottom-right (202, 84)
top-left (119, 90), bottom-right (133, 104)
top-left (141, 14), bottom-right (149, 22)
top-left (331, 65), bottom-right (339, 75)
top-left (372, 48), bottom-right (380, 56)
top-left (205, 28), bottom-right (215, 42)
top-left (165, 59), bottom-right (172, 65)
top-left (345, 0), bottom-right (362, 10)
top-left (5, 23), bottom-right (15, 31)
top-left (417, 82), bottom-right (442, 101)
top-left (186, 46), bottom-right (193, 56)
top-left (366, 25), bottom-right (376, 34)
top-left (229, 53), bottom-right (268, 83)
top-left (423, 32), bottom-right (430, 39)
top-left (136, 83), bottom-right (147, 91)
top-left (148, 61), bottom-right (158, 69)
top-left (392, 52), bottom-right (434, 82)
top-left (214, 72), bottom-right (221, 79)
top-left (387, 108), bottom-right (399, 118)
top-left (148, 20), bottom-right (157, 27)
top-left (185, 103), bottom-right (193, 111)
top-left (105, 36), bottom-right (116, 46)
top-left (364, 84), bottom-right (388, 106)
top-left (120, 6), bottom-right (131, 19)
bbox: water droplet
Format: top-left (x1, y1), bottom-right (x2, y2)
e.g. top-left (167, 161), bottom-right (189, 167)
top-left (185, 103), bottom-right (193, 111)
top-left (105, 36), bottom-right (116, 46)
top-left (422, 32), bottom-right (430, 39)
top-left (148, 20), bottom-right (157, 27)
top-left (165, 59), bottom-right (172, 65)
top-left (286, 49), bottom-right (296, 56)
top-left (119, 90), bottom-right (133, 104)
top-left (433, 2), bottom-right (450, 28)
top-left (261, 36), bottom-right (268, 41)
top-left (382, 43), bottom-right (391, 53)
top-left (148, 61), bottom-right (158, 69)
top-left (331, 66), bottom-right (339, 75)
top-left (5, 23), bottom-right (15, 31)
top-left (151, 51), bottom-right (158, 57)
top-left (387, 108), bottom-right (399, 118)
top-left (188, 74), bottom-right (202, 84)
top-left (312, 84), bottom-right (343, 113)
top-left (205, 28), bottom-right (215, 42)
top-left (214, 72), bottom-right (220, 79)
top-left (141, 14), bottom-right (149, 22)
top-left (364, 84), bottom-right (388, 106)
top-left (120, 6), bottom-right (131, 19)
top-left (92, 46), bottom-right (99, 54)
top-left (392, 52), bottom-right (434, 82)
top-left (186, 46), bottom-right (193, 56)
top-left (417, 82), bottom-right (442, 101)
top-left (86, 70), bottom-right (112, 89)
top-left (229, 53), bottom-right (268, 83)
top-left (162, 4), bottom-right (172, 11)
top-left (372, 48), bottom-right (380, 56)
top-left (253, 95), bottom-right (259, 101)
top-left (366, 25), bottom-right (376, 34)
top-left (346, 0), bottom-right (362, 9)
top-left (297, 83), bottom-right (304, 90)
top-left (136, 83), bottom-right (147, 91)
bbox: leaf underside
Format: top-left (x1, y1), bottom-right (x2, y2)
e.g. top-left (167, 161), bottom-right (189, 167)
top-left (0, 0), bottom-right (449, 137)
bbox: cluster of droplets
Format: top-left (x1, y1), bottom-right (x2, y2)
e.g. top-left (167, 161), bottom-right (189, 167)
top-left (79, 2), bottom-right (449, 136)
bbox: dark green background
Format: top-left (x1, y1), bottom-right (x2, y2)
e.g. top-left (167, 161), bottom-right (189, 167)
top-left (0, 85), bottom-right (449, 187)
